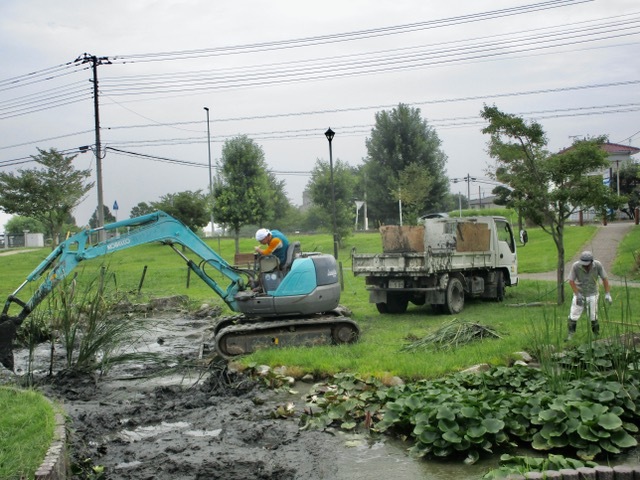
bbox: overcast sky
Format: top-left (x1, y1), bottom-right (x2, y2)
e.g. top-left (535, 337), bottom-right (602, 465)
top-left (1, 0), bottom-right (639, 232)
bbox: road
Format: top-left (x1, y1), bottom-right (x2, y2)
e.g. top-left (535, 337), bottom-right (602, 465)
top-left (519, 220), bottom-right (639, 286)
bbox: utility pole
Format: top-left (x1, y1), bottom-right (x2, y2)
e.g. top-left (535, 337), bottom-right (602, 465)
top-left (77, 53), bottom-right (111, 241)
top-left (204, 107), bottom-right (214, 236)
top-left (463, 173), bottom-right (476, 205)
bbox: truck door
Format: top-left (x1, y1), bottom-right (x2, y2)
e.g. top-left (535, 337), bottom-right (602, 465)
top-left (494, 219), bottom-right (518, 281)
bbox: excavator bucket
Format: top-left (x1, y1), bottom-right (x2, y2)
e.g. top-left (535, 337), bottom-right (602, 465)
top-left (0, 318), bottom-right (16, 371)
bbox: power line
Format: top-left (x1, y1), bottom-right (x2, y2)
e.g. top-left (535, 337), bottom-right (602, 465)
top-left (111, 0), bottom-right (592, 63)
top-left (100, 79), bottom-right (640, 130)
top-left (98, 14), bottom-right (640, 96)
top-left (105, 147), bottom-right (311, 176)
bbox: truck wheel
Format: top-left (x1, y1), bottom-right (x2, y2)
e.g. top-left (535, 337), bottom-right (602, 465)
top-left (377, 294), bottom-right (408, 314)
top-left (445, 277), bottom-right (465, 314)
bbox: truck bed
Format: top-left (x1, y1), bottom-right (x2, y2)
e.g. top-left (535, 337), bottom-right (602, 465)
top-left (352, 250), bottom-right (496, 276)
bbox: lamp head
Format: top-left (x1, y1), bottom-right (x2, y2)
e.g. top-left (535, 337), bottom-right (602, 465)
top-left (324, 127), bottom-right (335, 142)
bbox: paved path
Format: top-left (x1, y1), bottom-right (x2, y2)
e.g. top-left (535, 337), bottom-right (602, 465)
top-left (0, 248), bottom-right (32, 257)
top-left (519, 221), bottom-right (639, 285)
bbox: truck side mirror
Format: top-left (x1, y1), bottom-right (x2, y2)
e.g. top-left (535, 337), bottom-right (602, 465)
top-left (519, 229), bottom-right (528, 246)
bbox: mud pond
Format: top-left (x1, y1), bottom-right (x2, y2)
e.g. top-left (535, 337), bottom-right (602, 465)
top-left (2, 310), bottom-right (640, 479)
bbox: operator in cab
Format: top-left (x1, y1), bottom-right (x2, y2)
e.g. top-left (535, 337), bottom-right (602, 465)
top-left (254, 228), bottom-right (290, 267)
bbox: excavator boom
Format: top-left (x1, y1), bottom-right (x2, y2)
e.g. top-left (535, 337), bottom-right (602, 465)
top-left (0, 211), bottom-right (359, 370)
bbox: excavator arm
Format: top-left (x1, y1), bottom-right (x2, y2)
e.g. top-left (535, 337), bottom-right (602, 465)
top-left (0, 211), bottom-right (249, 369)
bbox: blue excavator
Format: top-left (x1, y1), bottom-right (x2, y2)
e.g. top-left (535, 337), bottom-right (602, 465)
top-left (0, 211), bottom-right (359, 370)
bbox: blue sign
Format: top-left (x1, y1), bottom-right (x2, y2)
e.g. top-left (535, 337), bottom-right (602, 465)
top-left (113, 201), bottom-right (119, 211)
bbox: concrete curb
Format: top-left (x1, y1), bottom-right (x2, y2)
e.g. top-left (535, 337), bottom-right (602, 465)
top-left (34, 401), bottom-right (68, 480)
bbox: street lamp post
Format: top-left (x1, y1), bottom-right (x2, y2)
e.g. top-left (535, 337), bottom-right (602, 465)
top-left (324, 127), bottom-right (338, 260)
top-left (204, 107), bottom-right (214, 236)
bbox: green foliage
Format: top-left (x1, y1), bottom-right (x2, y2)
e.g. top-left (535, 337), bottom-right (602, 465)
top-left (214, 135), bottom-right (277, 241)
top-left (618, 162), bottom-right (640, 220)
top-left (481, 106), bottom-right (621, 303)
top-left (5, 215), bottom-right (47, 235)
top-left (307, 158), bottom-right (357, 242)
top-left (394, 162), bottom-right (434, 225)
top-left (151, 190), bottom-right (209, 232)
top-left (302, 345), bottom-right (640, 464)
top-left (483, 453), bottom-right (597, 479)
top-left (88, 205), bottom-right (116, 229)
top-left (0, 387), bottom-right (55, 480)
top-left (364, 103), bottom-right (449, 224)
top-left (0, 148), bottom-right (93, 245)
top-left (130, 201), bottom-right (155, 218)
top-left (612, 224), bottom-right (640, 280)
top-left (47, 268), bottom-right (159, 374)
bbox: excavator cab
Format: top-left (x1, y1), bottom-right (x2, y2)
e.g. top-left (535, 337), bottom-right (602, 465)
top-left (255, 241), bottom-right (302, 293)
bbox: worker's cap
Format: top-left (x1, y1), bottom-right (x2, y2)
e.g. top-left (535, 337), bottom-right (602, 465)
top-left (579, 251), bottom-right (594, 265)
top-left (255, 228), bottom-right (271, 241)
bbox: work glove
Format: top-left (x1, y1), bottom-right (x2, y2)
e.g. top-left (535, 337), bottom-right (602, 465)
top-left (575, 293), bottom-right (584, 307)
top-left (605, 293), bottom-right (612, 304)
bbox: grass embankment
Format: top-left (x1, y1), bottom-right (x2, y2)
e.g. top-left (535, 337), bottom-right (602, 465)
top-left (0, 387), bottom-right (55, 479)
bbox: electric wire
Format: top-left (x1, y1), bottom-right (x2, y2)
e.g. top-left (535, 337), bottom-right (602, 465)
top-left (98, 14), bottom-right (640, 96)
top-left (111, 0), bottom-right (592, 63)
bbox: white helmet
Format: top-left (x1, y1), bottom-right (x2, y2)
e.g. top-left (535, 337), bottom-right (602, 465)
top-left (255, 228), bottom-right (270, 241)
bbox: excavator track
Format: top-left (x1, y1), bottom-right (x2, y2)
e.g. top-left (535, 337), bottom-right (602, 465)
top-left (212, 310), bottom-right (359, 359)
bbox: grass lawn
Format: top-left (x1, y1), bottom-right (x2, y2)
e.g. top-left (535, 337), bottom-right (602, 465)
top-left (0, 221), bottom-right (638, 478)
top-left (0, 387), bottom-right (55, 479)
top-left (0, 222), bottom-right (635, 380)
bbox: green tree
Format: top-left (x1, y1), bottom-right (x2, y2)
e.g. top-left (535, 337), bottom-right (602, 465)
top-left (481, 105), bottom-right (622, 303)
top-left (364, 103), bottom-right (449, 225)
top-left (4, 216), bottom-right (47, 235)
top-left (152, 190), bottom-right (209, 232)
top-left (618, 162), bottom-right (640, 220)
top-left (130, 202), bottom-right (155, 219)
top-left (0, 148), bottom-right (92, 246)
top-left (88, 205), bottom-right (116, 228)
top-left (214, 136), bottom-right (274, 252)
top-left (307, 158), bottom-right (356, 243)
top-left (391, 162), bottom-right (433, 225)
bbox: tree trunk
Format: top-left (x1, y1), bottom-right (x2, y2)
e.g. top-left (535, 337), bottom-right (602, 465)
top-left (234, 228), bottom-right (240, 254)
top-left (554, 226), bottom-right (566, 305)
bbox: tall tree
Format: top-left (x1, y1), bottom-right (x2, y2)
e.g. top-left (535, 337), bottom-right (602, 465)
top-left (364, 103), bottom-right (449, 225)
top-left (481, 105), bottom-right (622, 303)
top-left (152, 190), bottom-right (209, 232)
top-left (0, 148), bottom-right (93, 247)
top-left (89, 205), bottom-right (116, 228)
top-left (307, 158), bottom-right (356, 243)
top-left (130, 202), bottom-right (155, 219)
top-left (214, 136), bottom-right (274, 253)
top-left (618, 162), bottom-right (640, 220)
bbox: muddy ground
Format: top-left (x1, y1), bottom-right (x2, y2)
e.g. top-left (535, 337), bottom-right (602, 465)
top-left (39, 360), bottom-right (343, 480)
top-left (3, 310), bottom-right (349, 480)
top-left (2, 307), bottom-right (433, 480)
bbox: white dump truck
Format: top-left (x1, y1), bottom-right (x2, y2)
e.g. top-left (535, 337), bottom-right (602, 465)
top-left (351, 216), bottom-right (518, 314)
